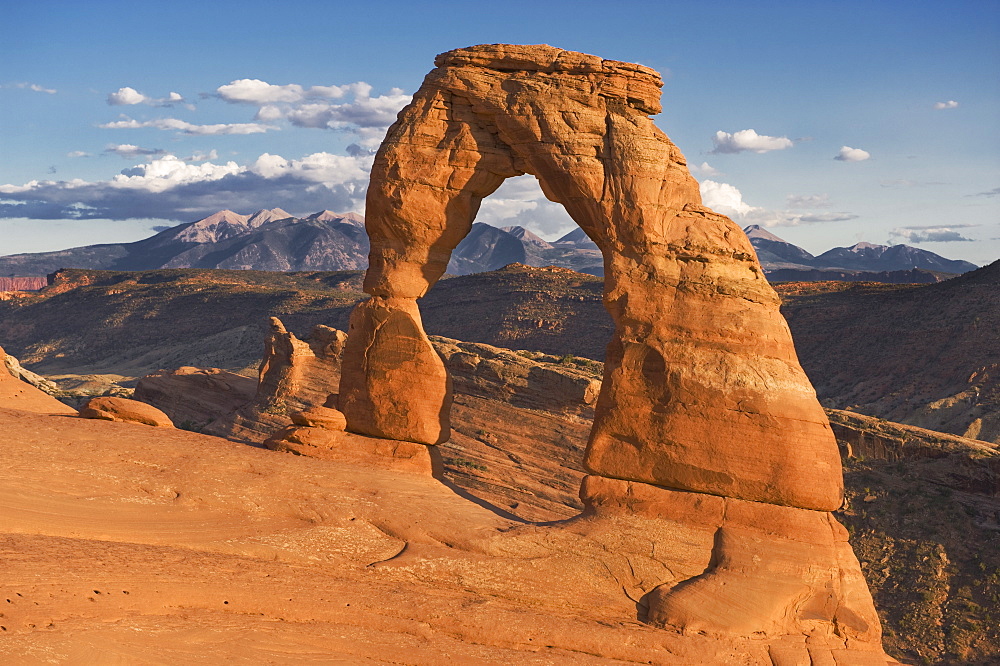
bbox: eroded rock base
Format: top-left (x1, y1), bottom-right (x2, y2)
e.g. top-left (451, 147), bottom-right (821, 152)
top-left (581, 475), bottom-right (883, 656)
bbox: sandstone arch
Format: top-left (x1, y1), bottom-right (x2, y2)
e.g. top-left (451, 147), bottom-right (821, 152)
top-left (339, 44), bottom-right (843, 512)
top-left (336, 44), bottom-right (884, 648)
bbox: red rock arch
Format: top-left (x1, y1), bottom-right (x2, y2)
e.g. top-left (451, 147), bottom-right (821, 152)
top-left (338, 44), bottom-right (842, 512)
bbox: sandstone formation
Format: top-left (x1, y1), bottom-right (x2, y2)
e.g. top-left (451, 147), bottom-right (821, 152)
top-left (133, 366), bottom-right (256, 430)
top-left (339, 43), bottom-right (842, 511)
top-left (256, 317), bottom-right (347, 415)
top-left (0, 345), bottom-right (77, 415)
top-left (79, 396), bottom-right (174, 427)
top-left (332, 43), bottom-right (882, 655)
top-left (3, 346), bottom-right (58, 393)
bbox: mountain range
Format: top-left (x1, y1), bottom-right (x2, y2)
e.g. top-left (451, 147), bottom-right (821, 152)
top-left (0, 209), bottom-right (978, 281)
top-left (743, 225), bottom-right (978, 277)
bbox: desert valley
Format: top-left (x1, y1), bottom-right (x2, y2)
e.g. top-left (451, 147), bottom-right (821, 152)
top-left (1, 42), bottom-right (998, 666)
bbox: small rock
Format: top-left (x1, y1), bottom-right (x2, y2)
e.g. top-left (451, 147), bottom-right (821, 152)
top-left (290, 406), bottom-right (347, 430)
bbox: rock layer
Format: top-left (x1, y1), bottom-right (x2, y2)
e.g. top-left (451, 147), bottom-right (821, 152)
top-left (340, 43), bottom-right (842, 511)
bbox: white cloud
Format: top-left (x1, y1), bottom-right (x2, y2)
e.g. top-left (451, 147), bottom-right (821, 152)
top-left (6, 82), bottom-right (57, 94)
top-left (933, 100), bottom-right (959, 110)
top-left (700, 180), bottom-right (856, 227)
top-left (0, 152), bottom-right (374, 221)
top-left (889, 225), bottom-right (975, 243)
top-left (183, 149), bottom-right (219, 162)
top-left (216, 79), bottom-right (372, 105)
top-left (710, 129), bottom-right (793, 154)
top-left (99, 116), bottom-right (277, 135)
top-left (66, 151), bottom-right (91, 158)
top-left (786, 193), bottom-right (831, 209)
top-left (689, 161), bottom-right (721, 177)
top-left (275, 89), bottom-right (411, 130)
top-left (835, 146), bottom-right (871, 162)
top-left (474, 175), bottom-right (576, 239)
top-left (699, 180), bottom-right (761, 218)
top-left (105, 144), bottom-right (166, 158)
top-left (216, 78), bottom-right (410, 135)
top-left (108, 86), bottom-right (186, 107)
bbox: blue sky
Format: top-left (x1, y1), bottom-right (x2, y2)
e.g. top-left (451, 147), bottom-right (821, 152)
top-left (2, 0), bottom-right (998, 265)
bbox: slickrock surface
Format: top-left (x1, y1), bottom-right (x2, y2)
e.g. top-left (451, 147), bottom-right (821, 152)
top-left (341, 43), bottom-right (842, 511)
top-left (134, 326), bottom-right (600, 522)
top-left (79, 396), bottom-right (174, 427)
top-left (0, 403), bottom-right (892, 665)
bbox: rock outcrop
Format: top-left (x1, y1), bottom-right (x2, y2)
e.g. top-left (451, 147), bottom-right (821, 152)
top-left (334, 43), bottom-right (883, 655)
top-left (133, 366), bottom-right (256, 431)
top-left (0, 345), bottom-right (77, 415)
top-left (255, 317), bottom-right (346, 414)
top-left (79, 396), bottom-right (174, 427)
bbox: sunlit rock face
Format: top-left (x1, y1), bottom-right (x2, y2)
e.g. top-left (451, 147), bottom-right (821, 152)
top-left (341, 43), bottom-right (841, 511)
top-left (335, 43), bottom-right (885, 653)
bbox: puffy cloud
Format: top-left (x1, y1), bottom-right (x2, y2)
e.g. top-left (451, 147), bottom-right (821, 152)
top-left (933, 100), bottom-right (959, 110)
top-left (216, 78), bottom-right (410, 134)
top-left (835, 146), bottom-right (871, 162)
top-left (107, 86), bottom-right (185, 107)
top-left (786, 193), bottom-right (831, 209)
top-left (689, 161), bottom-right (721, 177)
top-left (699, 180), bottom-right (760, 217)
top-left (0, 152), bottom-right (373, 221)
top-left (889, 225), bottom-right (975, 243)
top-left (700, 180), bottom-right (856, 227)
top-left (215, 79), bottom-right (372, 105)
top-left (99, 116), bottom-right (277, 135)
top-left (272, 88), bottom-right (411, 130)
top-left (105, 144), bottom-right (166, 158)
top-left (710, 129), bottom-right (793, 154)
top-left (107, 87), bottom-right (147, 105)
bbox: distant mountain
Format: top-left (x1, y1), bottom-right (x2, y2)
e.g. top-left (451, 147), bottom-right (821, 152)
top-left (553, 227), bottom-right (599, 250)
top-left (0, 208), bottom-right (978, 283)
top-left (448, 224), bottom-right (602, 276)
top-left (742, 225), bottom-right (978, 278)
top-left (0, 209), bottom-right (370, 276)
top-left (742, 225), bottom-right (816, 269)
top-left (447, 223), bottom-right (528, 275)
top-left (813, 242), bottom-right (978, 273)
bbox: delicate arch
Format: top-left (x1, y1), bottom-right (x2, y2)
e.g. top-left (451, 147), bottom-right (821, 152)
top-left (338, 44), bottom-right (843, 512)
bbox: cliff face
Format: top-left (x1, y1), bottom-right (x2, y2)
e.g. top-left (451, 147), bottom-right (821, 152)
top-left (0, 276), bottom-right (46, 291)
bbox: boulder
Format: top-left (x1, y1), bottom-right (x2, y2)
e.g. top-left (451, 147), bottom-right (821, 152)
top-left (133, 366), bottom-right (256, 432)
top-left (79, 396), bottom-right (174, 427)
top-left (290, 406), bottom-right (348, 430)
